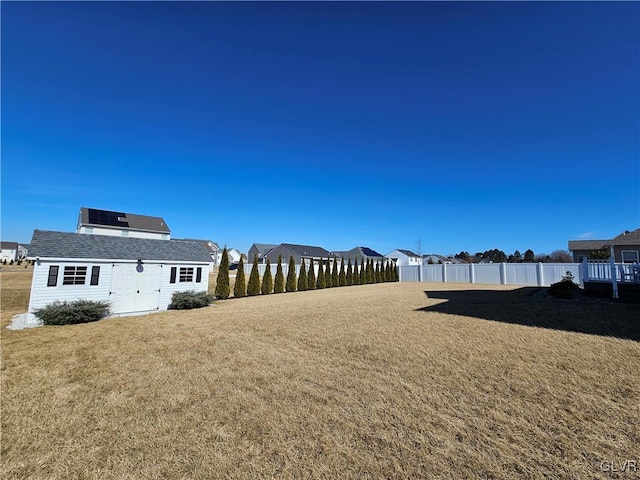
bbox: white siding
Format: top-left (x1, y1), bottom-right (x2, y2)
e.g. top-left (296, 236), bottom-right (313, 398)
top-left (78, 226), bottom-right (169, 240)
top-left (28, 260), bottom-right (113, 313)
top-left (158, 263), bottom-right (210, 311)
top-left (1, 248), bottom-right (18, 262)
top-left (29, 259), bottom-right (210, 316)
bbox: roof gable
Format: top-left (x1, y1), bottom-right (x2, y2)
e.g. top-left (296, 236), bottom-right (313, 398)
top-left (29, 230), bottom-right (211, 262)
top-left (79, 207), bottom-right (171, 234)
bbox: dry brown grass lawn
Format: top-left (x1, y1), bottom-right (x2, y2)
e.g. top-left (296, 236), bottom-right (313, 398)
top-left (1, 271), bottom-right (639, 479)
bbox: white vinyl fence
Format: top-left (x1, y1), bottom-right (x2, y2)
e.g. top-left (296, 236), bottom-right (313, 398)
top-left (398, 263), bottom-right (582, 287)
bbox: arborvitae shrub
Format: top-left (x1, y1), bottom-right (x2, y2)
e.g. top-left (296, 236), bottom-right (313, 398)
top-left (346, 258), bottom-right (353, 286)
top-left (298, 259), bottom-right (307, 291)
top-left (359, 259), bottom-right (366, 285)
top-left (247, 255), bottom-right (261, 296)
top-left (261, 258), bottom-right (273, 294)
top-left (215, 247), bottom-right (230, 300)
top-left (234, 257), bottom-right (246, 298)
top-left (364, 259), bottom-right (371, 284)
top-left (332, 258), bottom-right (339, 287)
top-left (339, 257), bottom-right (346, 286)
top-left (274, 255), bottom-right (285, 294)
top-left (170, 290), bottom-right (215, 310)
top-left (394, 265), bottom-right (399, 281)
top-left (286, 255), bottom-right (297, 292)
top-left (2, 259), bottom-right (6, 265)
top-left (307, 259), bottom-right (316, 290)
top-left (324, 258), bottom-right (335, 288)
top-left (316, 259), bottom-right (326, 289)
top-left (34, 300), bottom-right (110, 325)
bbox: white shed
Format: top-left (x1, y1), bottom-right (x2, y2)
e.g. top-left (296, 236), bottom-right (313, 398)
top-left (26, 230), bottom-right (212, 323)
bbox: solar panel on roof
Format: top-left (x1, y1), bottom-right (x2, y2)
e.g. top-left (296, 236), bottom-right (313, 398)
top-left (87, 208), bottom-right (129, 227)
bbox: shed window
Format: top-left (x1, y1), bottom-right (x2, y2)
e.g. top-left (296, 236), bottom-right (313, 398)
top-left (90, 266), bottom-right (100, 286)
top-left (179, 267), bottom-right (194, 282)
top-left (170, 267), bottom-right (177, 284)
top-left (621, 251), bottom-right (639, 263)
top-left (63, 266), bottom-right (87, 285)
top-left (47, 266), bottom-right (59, 287)
top-left (196, 267), bottom-right (202, 283)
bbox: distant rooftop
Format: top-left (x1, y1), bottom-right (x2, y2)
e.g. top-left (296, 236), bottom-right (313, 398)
top-left (78, 207), bottom-right (171, 234)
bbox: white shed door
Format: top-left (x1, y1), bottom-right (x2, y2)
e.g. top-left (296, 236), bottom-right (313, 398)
top-left (109, 264), bottom-right (162, 314)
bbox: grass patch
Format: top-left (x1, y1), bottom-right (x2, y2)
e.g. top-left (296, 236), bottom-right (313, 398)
top-left (1, 275), bottom-right (639, 479)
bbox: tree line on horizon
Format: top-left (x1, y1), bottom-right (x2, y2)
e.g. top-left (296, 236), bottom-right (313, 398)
top-left (215, 247), bottom-right (399, 300)
top-left (452, 248), bottom-right (575, 264)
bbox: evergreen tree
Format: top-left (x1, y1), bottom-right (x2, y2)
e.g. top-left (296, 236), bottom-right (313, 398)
top-left (215, 247), bottom-right (230, 299)
top-left (247, 255), bottom-right (261, 296)
top-left (234, 257), bottom-right (246, 298)
top-left (274, 255), bottom-right (285, 293)
top-left (360, 258), bottom-right (366, 284)
top-left (307, 259), bottom-right (316, 290)
top-left (374, 262), bottom-right (381, 283)
top-left (261, 258), bottom-right (273, 295)
top-left (394, 263), bottom-right (399, 281)
top-left (316, 259), bottom-right (325, 289)
top-left (286, 255), bottom-right (297, 292)
top-left (326, 260), bottom-right (332, 287)
top-left (385, 261), bottom-right (392, 282)
top-left (332, 257), bottom-right (339, 287)
top-left (346, 258), bottom-right (353, 286)
top-left (298, 259), bottom-right (307, 291)
top-left (523, 249), bottom-right (535, 262)
top-left (339, 257), bottom-right (346, 286)
top-left (366, 259), bottom-right (373, 284)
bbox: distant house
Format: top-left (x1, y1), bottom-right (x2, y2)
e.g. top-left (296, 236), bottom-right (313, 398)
top-left (332, 246), bottom-right (385, 265)
top-left (264, 243), bottom-right (334, 265)
top-left (226, 248), bottom-right (242, 265)
top-left (1, 242), bottom-right (19, 262)
top-left (386, 249), bottom-right (422, 266)
top-left (568, 229), bottom-right (640, 263)
top-left (247, 243), bottom-right (278, 264)
top-left (77, 207), bottom-right (171, 240)
top-left (422, 254), bottom-right (463, 265)
top-left (26, 230), bottom-right (211, 321)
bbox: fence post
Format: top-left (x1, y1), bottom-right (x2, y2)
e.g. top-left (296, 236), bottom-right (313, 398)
top-left (442, 262), bottom-right (447, 283)
top-left (537, 262), bottom-right (544, 286)
top-left (610, 258), bottom-right (619, 299)
top-left (418, 263), bottom-right (422, 283)
top-left (470, 263), bottom-right (475, 284)
top-left (500, 263), bottom-right (507, 285)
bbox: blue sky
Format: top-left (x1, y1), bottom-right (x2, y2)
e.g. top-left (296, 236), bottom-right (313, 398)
top-left (2, 2), bottom-right (638, 257)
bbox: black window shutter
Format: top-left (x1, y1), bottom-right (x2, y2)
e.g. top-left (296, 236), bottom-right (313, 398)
top-left (90, 266), bottom-right (100, 286)
top-left (196, 267), bottom-right (202, 283)
top-left (47, 266), bottom-right (59, 287)
top-left (170, 267), bottom-right (177, 284)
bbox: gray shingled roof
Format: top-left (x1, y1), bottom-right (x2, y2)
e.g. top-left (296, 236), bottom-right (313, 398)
top-left (252, 243), bottom-right (278, 255)
top-left (79, 207), bottom-right (171, 234)
top-left (1, 241), bottom-right (19, 250)
top-left (281, 243), bottom-right (334, 258)
top-left (568, 228), bottom-right (640, 250)
top-left (29, 230), bottom-right (211, 262)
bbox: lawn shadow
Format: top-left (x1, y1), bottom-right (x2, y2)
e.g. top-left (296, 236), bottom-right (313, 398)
top-left (417, 287), bottom-right (640, 342)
